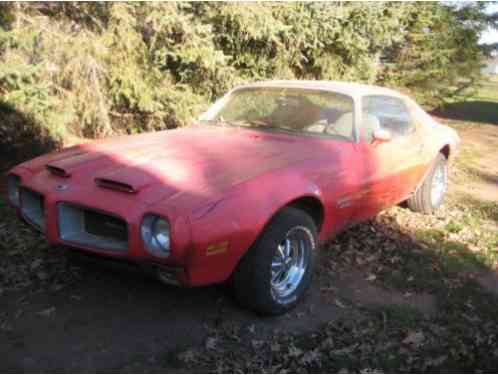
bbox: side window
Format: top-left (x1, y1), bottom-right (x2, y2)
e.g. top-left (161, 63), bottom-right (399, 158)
top-left (361, 96), bottom-right (415, 142)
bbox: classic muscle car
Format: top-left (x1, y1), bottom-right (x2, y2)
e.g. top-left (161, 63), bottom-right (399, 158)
top-left (6, 81), bottom-right (460, 315)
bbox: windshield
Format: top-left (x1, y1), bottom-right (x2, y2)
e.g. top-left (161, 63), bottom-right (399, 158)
top-left (203, 87), bottom-right (355, 141)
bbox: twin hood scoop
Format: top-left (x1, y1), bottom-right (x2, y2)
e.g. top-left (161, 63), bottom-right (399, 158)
top-left (94, 178), bottom-right (136, 193)
top-left (47, 162), bottom-right (143, 194)
top-left (41, 125), bottom-right (317, 199)
top-left (46, 164), bottom-right (71, 178)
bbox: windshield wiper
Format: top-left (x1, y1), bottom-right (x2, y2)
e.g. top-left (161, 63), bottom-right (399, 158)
top-left (198, 119), bottom-right (234, 127)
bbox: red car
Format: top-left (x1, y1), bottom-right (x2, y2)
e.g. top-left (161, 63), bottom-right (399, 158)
top-left (7, 81), bottom-right (460, 315)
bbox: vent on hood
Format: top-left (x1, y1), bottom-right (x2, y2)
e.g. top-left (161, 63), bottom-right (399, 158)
top-left (46, 165), bottom-right (71, 178)
top-left (95, 178), bottom-right (136, 193)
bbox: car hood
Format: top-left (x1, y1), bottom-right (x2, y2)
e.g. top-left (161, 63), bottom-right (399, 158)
top-left (19, 125), bottom-right (323, 205)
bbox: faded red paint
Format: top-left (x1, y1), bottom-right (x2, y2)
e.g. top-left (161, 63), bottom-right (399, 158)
top-left (7, 109), bottom-right (459, 287)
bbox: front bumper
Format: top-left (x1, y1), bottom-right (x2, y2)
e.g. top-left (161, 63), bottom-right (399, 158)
top-left (11, 174), bottom-right (192, 286)
top-left (67, 249), bottom-right (186, 286)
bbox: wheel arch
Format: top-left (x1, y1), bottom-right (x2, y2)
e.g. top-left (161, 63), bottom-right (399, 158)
top-left (254, 194), bottom-right (325, 244)
top-left (285, 195), bottom-right (325, 233)
top-left (186, 179), bottom-right (327, 286)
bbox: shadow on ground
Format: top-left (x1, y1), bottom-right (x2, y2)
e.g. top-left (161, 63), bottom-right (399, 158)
top-left (1, 248), bottom-right (346, 372)
top-left (432, 101), bottom-right (498, 125)
top-left (2, 200), bottom-right (498, 372)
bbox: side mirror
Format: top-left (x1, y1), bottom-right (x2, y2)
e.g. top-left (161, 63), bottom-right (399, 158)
top-left (372, 129), bottom-right (392, 145)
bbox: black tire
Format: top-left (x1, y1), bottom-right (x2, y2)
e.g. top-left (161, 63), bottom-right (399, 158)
top-left (231, 207), bottom-right (317, 315)
top-left (407, 153), bottom-right (448, 214)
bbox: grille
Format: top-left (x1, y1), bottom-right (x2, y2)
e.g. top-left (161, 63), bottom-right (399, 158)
top-left (20, 189), bottom-right (45, 231)
top-left (58, 203), bottom-right (128, 252)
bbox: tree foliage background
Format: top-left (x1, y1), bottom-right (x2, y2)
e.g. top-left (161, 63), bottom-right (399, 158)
top-left (0, 2), bottom-right (495, 148)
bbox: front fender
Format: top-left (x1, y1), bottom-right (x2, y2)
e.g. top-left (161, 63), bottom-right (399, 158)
top-left (184, 170), bottom-right (323, 286)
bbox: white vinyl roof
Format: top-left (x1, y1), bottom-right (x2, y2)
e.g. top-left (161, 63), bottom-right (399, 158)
top-left (237, 80), bottom-right (406, 99)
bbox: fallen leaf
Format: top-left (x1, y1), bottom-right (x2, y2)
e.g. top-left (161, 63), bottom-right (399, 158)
top-left (251, 340), bottom-right (264, 349)
top-left (37, 271), bottom-right (49, 280)
top-left (425, 355), bottom-right (447, 368)
top-left (335, 298), bottom-right (347, 308)
top-left (288, 345), bottom-right (303, 357)
top-left (331, 343), bottom-right (358, 355)
top-left (30, 259), bottom-right (42, 270)
top-left (366, 274), bottom-right (377, 281)
top-left (271, 342), bottom-right (281, 352)
top-left (402, 331), bottom-right (425, 347)
top-left (300, 349), bottom-right (321, 365)
top-left (178, 349), bottom-right (197, 363)
top-left (36, 306), bottom-right (56, 318)
top-left (205, 336), bottom-right (218, 351)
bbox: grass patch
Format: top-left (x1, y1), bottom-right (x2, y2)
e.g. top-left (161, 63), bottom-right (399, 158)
top-left (453, 146), bottom-right (485, 181)
top-left (474, 78), bottom-right (498, 102)
top-left (414, 228), bottom-right (483, 274)
top-left (445, 220), bottom-right (464, 234)
top-left (461, 197), bottom-right (498, 222)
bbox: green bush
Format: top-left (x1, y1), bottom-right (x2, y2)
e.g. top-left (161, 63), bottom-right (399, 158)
top-left (0, 2), bottom-right (491, 146)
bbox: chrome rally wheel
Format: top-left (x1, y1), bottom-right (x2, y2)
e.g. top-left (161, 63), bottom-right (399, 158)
top-left (231, 207), bottom-right (317, 315)
top-left (430, 161), bottom-right (448, 207)
top-left (407, 153), bottom-right (448, 214)
top-left (271, 227), bottom-right (313, 300)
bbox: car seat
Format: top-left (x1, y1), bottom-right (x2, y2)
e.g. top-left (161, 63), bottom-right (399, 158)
top-left (325, 112), bottom-right (353, 139)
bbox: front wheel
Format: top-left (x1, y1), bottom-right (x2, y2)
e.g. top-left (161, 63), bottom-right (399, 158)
top-left (231, 207), bottom-right (317, 315)
top-left (407, 153), bottom-right (448, 214)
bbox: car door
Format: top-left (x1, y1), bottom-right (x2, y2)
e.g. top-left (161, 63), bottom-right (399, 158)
top-left (400, 99), bottom-right (434, 196)
top-left (351, 95), bottom-right (425, 221)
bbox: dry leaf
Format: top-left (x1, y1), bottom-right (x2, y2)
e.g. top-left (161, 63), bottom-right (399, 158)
top-left (36, 306), bottom-right (56, 318)
top-left (366, 274), bottom-right (377, 281)
top-left (205, 337), bottom-right (218, 351)
top-left (402, 331), bottom-right (425, 347)
top-left (335, 298), bottom-right (347, 308)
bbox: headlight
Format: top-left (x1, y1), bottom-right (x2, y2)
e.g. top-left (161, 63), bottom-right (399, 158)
top-left (7, 174), bottom-right (21, 207)
top-left (141, 214), bottom-right (171, 257)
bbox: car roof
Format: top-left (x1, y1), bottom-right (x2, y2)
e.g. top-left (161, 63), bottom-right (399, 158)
top-left (236, 80), bottom-right (407, 100)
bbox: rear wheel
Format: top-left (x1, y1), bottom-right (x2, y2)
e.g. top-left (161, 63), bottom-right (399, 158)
top-left (407, 153), bottom-right (448, 214)
top-left (231, 207), bottom-right (317, 315)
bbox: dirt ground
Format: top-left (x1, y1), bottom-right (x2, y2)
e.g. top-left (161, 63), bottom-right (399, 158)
top-left (1, 120), bottom-right (498, 372)
top-left (453, 123), bottom-right (498, 203)
top-left (1, 246), bottom-right (440, 372)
